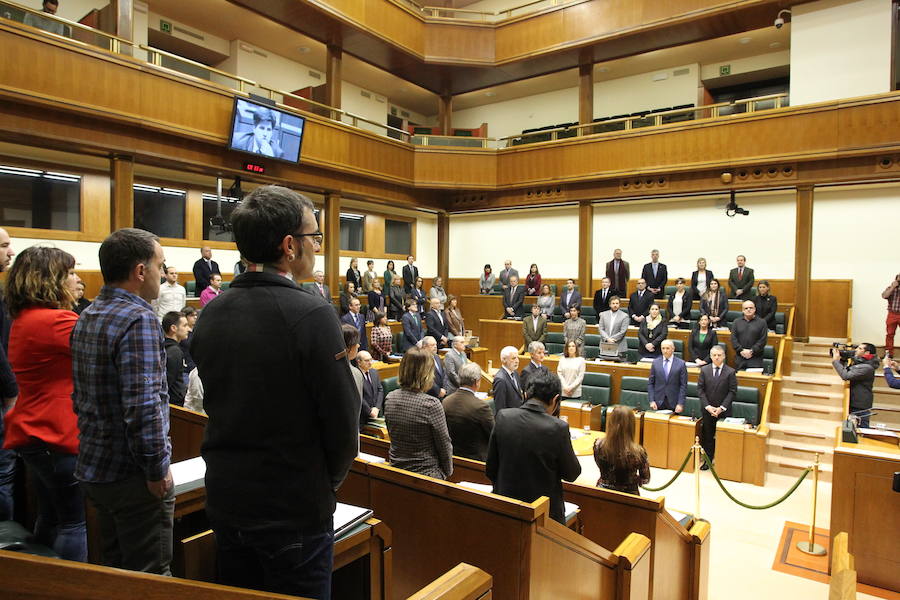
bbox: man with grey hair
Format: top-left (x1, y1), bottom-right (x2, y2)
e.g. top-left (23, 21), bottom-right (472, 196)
top-left (443, 336), bottom-right (468, 396)
top-left (697, 345), bottom-right (737, 469)
top-left (357, 350), bottom-right (382, 430)
top-left (311, 270), bottom-right (331, 302)
top-left (520, 341), bottom-right (548, 394)
top-left (491, 346), bottom-right (522, 414)
top-left (422, 336), bottom-right (448, 400)
top-left (641, 249), bottom-right (667, 299)
top-left (443, 362), bottom-right (494, 461)
top-left (648, 339), bottom-right (686, 413)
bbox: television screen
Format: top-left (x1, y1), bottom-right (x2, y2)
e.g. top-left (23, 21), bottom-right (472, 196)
top-left (228, 97), bottom-right (305, 163)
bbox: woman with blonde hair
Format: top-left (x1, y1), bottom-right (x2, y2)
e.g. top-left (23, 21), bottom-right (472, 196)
top-left (4, 246), bottom-right (86, 561)
top-left (593, 405), bottom-right (650, 495)
top-left (383, 347), bottom-right (453, 480)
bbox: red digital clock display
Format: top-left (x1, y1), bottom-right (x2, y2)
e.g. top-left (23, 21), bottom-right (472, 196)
top-left (242, 162), bottom-right (266, 174)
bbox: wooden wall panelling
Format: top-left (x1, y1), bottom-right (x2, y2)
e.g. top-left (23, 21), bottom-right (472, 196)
top-left (110, 155), bottom-right (133, 230)
top-left (808, 280), bottom-right (853, 339)
top-left (80, 172), bottom-right (110, 239)
top-left (413, 148), bottom-right (497, 189)
top-left (185, 189), bottom-right (203, 242)
top-left (324, 192), bottom-right (341, 294)
top-left (423, 24), bottom-right (494, 64)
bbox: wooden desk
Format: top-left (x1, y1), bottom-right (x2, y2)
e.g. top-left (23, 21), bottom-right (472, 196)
top-left (667, 417), bottom-right (700, 473)
top-left (830, 431), bottom-right (900, 592)
top-left (642, 412), bottom-right (671, 468)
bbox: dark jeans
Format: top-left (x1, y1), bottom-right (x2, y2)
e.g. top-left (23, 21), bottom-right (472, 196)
top-left (17, 445), bottom-right (86, 561)
top-left (212, 518), bottom-right (334, 600)
top-left (0, 409), bottom-right (15, 521)
top-left (81, 473), bottom-right (174, 575)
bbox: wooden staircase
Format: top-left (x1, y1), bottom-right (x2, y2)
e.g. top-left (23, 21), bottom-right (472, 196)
top-left (767, 338), bottom-right (846, 481)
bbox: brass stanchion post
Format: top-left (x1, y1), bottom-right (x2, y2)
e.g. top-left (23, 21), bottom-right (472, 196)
top-left (693, 436), bottom-right (701, 519)
top-left (796, 453), bottom-right (827, 556)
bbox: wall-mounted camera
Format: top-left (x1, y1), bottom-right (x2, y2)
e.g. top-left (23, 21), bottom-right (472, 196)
top-left (725, 191), bottom-right (749, 217)
top-left (774, 9), bottom-right (791, 29)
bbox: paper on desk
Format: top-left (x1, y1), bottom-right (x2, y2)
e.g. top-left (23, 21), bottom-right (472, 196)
top-left (171, 456), bottom-right (206, 496)
top-left (744, 367), bottom-right (765, 373)
top-left (334, 502), bottom-right (373, 538)
top-left (474, 391), bottom-right (488, 400)
top-left (858, 428), bottom-right (899, 439)
top-left (459, 481), bottom-right (493, 494)
top-left (654, 409), bottom-right (673, 415)
top-left (639, 357), bottom-right (655, 363)
top-left (358, 452), bottom-right (387, 463)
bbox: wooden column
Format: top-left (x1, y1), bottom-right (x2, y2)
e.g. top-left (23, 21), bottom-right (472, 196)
top-left (438, 95), bottom-right (452, 135)
top-left (578, 200), bottom-right (593, 296)
top-left (793, 185), bottom-right (814, 341)
top-left (578, 49), bottom-right (593, 127)
top-left (110, 155), bottom-right (133, 231)
top-left (324, 192), bottom-right (341, 295)
top-left (185, 190), bottom-right (203, 242)
top-left (325, 43), bottom-right (342, 110)
top-left (437, 211), bottom-right (450, 285)
top-left (110, 0), bottom-right (133, 55)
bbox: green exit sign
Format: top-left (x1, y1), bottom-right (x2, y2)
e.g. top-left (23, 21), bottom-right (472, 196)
top-left (719, 64), bottom-right (731, 76)
top-left (160, 19), bottom-right (172, 33)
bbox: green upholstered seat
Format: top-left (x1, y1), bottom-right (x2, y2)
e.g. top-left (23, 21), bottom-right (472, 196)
top-left (186, 281), bottom-right (196, 296)
top-left (382, 376), bottom-right (399, 397)
top-left (581, 307), bottom-right (597, 318)
top-left (584, 346), bottom-right (600, 359)
top-left (775, 312), bottom-right (786, 335)
top-left (626, 337), bottom-right (639, 349)
top-left (730, 386), bottom-right (760, 425)
top-left (545, 331), bottom-right (565, 354)
top-left (725, 310), bottom-right (742, 324)
top-left (582, 371), bottom-right (611, 407)
top-left (682, 396), bottom-right (702, 419)
top-left (621, 376), bottom-right (647, 392)
top-left (585, 334), bottom-right (601, 347)
top-left (626, 349), bottom-right (639, 363)
top-left (491, 282), bottom-right (503, 294)
top-left (665, 285), bottom-right (677, 296)
top-left (392, 332), bottom-right (402, 354)
top-left (220, 280), bottom-right (230, 290)
top-left (619, 375), bottom-right (650, 411)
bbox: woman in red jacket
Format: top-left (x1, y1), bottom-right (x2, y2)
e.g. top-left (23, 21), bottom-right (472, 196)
top-left (4, 246), bottom-right (84, 561)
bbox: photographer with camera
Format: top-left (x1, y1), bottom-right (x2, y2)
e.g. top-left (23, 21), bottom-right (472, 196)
top-left (883, 273), bottom-right (900, 357)
top-left (831, 342), bottom-right (879, 427)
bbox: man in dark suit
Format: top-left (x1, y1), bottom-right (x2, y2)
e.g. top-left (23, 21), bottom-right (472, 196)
top-left (491, 346), bottom-right (522, 414)
top-left (559, 278), bottom-right (582, 319)
top-left (728, 255), bottom-right (755, 300)
top-left (486, 368), bottom-right (581, 525)
top-left (400, 299), bottom-right (423, 352)
top-left (730, 301), bottom-right (767, 370)
top-left (192, 246), bottom-right (221, 296)
top-left (498, 260), bottom-right (519, 291)
top-left (423, 336), bottom-right (448, 400)
top-left (424, 297), bottom-right (449, 348)
top-left (648, 340), bottom-right (687, 413)
top-left (697, 345), bottom-right (737, 469)
top-left (341, 297), bottom-right (368, 351)
top-left (593, 277), bottom-right (613, 315)
top-left (357, 351), bottom-right (383, 430)
top-left (311, 270), bottom-right (331, 303)
top-left (502, 275), bottom-right (525, 319)
top-left (443, 362), bottom-right (494, 461)
top-left (402, 255), bottom-right (418, 293)
top-left (640, 249), bottom-right (668, 299)
top-left (605, 249), bottom-right (629, 297)
top-left (628, 279), bottom-right (653, 326)
top-left (520, 341), bottom-right (549, 394)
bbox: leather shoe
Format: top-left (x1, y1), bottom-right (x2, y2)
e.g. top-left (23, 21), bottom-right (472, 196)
top-left (700, 463), bottom-right (710, 471)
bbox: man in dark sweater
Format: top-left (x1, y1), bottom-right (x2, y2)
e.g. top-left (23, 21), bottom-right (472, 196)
top-left (730, 301), bottom-right (768, 370)
top-left (191, 186), bottom-right (358, 600)
top-left (161, 311), bottom-right (188, 407)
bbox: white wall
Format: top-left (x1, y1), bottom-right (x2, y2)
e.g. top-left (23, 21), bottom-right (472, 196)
top-left (790, 0), bottom-right (893, 105)
top-left (7, 237), bottom-right (241, 279)
top-left (594, 63), bottom-right (699, 118)
top-left (340, 82), bottom-right (390, 135)
top-left (147, 10), bottom-right (230, 55)
top-left (591, 191), bottom-right (796, 282)
top-left (449, 206), bottom-right (579, 279)
top-left (700, 50), bottom-right (790, 82)
top-left (451, 87), bottom-right (578, 141)
top-left (811, 182), bottom-right (900, 343)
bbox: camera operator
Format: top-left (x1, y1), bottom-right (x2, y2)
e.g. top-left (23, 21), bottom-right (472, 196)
top-left (883, 355), bottom-right (900, 389)
top-left (831, 342), bottom-right (879, 428)
top-left (882, 273), bottom-right (900, 357)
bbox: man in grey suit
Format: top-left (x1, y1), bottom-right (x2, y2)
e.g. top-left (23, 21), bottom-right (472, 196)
top-left (648, 340), bottom-right (687, 413)
top-left (443, 336), bottom-right (468, 396)
top-left (498, 260), bottom-right (519, 291)
top-left (697, 345), bottom-right (737, 469)
top-left (491, 346), bottom-right (522, 414)
top-left (311, 270), bottom-right (331, 303)
top-left (598, 296), bottom-right (629, 358)
top-left (728, 255), bottom-right (755, 300)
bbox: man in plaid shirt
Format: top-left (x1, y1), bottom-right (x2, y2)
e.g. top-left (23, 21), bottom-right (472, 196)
top-left (883, 273), bottom-right (900, 357)
top-left (71, 228), bottom-right (173, 575)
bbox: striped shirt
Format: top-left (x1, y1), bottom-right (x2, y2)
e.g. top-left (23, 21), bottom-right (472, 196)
top-left (71, 286), bottom-right (171, 483)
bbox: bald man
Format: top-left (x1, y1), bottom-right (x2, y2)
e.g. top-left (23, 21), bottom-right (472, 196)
top-left (192, 246), bottom-right (220, 296)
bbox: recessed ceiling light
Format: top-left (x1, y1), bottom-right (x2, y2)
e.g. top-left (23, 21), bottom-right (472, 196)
top-left (485, 91), bottom-right (496, 97)
top-left (298, 46), bottom-right (310, 53)
top-left (769, 41), bottom-right (782, 49)
top-left (739, 37), bottom-right (752, 44)
top-left (597, 66), bottom-right (610, 73)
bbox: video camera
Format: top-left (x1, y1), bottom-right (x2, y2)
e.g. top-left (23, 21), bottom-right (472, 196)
top-left (830, 342), bottom-right (855, 361)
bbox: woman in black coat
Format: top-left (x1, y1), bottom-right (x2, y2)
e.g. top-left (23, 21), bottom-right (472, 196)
top-left (690, 257), bottom-right (714, 299)
top-left (753, 280), bottom-right (778, 331)
top-left (667, 277), bottom-right (693, 329)
top-left (345, 257), bottom-right (362, 292)
top-left (689, 314), bottom-right (719, 365)
top-left (699, 279), bottom-right (728, 327)
top-left (638, 304), bottom-right (668, 359)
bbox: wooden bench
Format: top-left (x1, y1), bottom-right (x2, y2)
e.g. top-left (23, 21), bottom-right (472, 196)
top-left (346, 457), bottom-right (651, 599)
top-left (0, 549), bottom-right (492, 599)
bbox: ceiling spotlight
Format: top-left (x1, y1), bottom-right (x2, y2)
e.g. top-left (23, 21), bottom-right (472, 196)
top-left (774, 9), bottom-right (791, 29)
top-left (769, 41), bottom-right (782, 49)
top-left (485, 91), bottom-right (496, 97)
top-left (298, 46), bottom-right (310, 53)
top-left (725, 190), bottom-right (749, 217)
top-left (739, 37), bottom-right (752, 44)
top-left (598, 66), bottom-right (610, 73)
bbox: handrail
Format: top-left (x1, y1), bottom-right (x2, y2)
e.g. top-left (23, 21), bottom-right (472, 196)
top-left (786, 305), bottom-right (796, 338)
top-left (2, 0), bottom-right (131, 50)
top-left (140, 44), bottom-right (257, 91)
top-left (400, 0), bottom-right (575, 22)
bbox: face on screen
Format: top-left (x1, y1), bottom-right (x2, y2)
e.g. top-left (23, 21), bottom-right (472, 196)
top-left (253, 120), bottom-right (274, 147)
top-left (230, 99), bottom-right (305, 163)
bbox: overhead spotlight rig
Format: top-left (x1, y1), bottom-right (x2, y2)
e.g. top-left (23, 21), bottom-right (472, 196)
top-left (725, 190), bottom-right (749, 217)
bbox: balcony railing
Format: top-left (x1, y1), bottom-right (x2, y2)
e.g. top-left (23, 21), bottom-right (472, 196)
top-left (1, 0), bottom-right (790, 152)
top-left (394, 0), bottom-right (575, 22)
